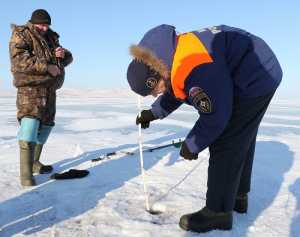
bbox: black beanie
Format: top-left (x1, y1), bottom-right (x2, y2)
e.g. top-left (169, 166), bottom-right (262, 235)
top-left (30, 9), bottom-right (51, 25)
top-left (127, 60), bottom-right (161, 96)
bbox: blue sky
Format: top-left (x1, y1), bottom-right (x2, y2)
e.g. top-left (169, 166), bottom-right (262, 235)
top-left (0, 0), bottom-right (299, 98)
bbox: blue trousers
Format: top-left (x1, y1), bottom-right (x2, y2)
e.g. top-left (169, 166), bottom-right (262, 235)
top-left (206, 91), bottom-right (275, 212)
top-left (18, 117), bottom-right (53, 144)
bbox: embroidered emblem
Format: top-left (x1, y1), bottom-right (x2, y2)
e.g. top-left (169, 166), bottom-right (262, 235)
top-left (189, 87), bottom-right (212, 113)
top-left (146, 77), bottom-right (158, 89)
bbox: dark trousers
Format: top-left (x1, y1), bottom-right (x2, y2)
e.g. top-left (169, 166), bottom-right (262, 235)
top-left (206, 91), bottom-right (275, 212)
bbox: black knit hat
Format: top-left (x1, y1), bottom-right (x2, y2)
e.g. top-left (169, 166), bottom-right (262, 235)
top-left (30, 9), bottom-right (51, 25)
top-left (127, 60), bottom-right (161, 96)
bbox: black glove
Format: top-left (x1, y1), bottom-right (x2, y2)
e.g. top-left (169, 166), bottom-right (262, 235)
top-left (180, 142), bottom-right (198, 160)
top-left (50, 169), bottom-right (89, 180)
top-left (136, 110), bottom-right (156, 129)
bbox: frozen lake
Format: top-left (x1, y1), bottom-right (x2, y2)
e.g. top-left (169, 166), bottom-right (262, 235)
top-left (0, 89), bottom-right (299, 237)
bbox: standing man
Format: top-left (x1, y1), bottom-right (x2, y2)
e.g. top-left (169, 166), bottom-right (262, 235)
top-left (126, 25), bottom-right (282, 233)
top-left (9, 9), bottom-right (73, 186)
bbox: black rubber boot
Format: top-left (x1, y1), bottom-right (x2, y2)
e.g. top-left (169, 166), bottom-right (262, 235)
top-left (19, 141), bottom-right (36, 186)
top-left (179, 206), bottom-right (232, 233)
top-left (234, 193), bottom-right (248, 213)
top-left (32, 144), bottom-right (53, 174)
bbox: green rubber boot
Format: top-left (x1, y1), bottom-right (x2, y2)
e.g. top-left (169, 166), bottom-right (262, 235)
top-left (32, 144), bottom-right (53, 174)
top-left (19, 141), bottom-right (36, 186)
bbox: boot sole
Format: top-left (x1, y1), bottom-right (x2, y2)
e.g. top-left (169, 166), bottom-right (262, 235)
top-left (179, 221), bottom-right (232, 233)
top-left (233, 208), bottom-right (247, 214)
top-left (233, 201), bottom-right (248, 213)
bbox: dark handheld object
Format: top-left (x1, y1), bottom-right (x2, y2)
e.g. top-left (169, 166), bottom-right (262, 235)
top-left (57, 57), bottom-right (62, 68)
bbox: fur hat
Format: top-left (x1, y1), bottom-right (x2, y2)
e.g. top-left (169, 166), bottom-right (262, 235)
top-left (127, 45), bottom-right (170, 96)
top-left (127, 59), bottom-right (161, 96)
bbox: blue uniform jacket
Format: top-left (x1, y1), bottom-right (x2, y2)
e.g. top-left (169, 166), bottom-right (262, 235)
top-left (139, 24), bottom-right (282, 154)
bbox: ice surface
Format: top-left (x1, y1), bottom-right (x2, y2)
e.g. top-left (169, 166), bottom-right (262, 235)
top-left (0, 89), bottom-right (299, 237)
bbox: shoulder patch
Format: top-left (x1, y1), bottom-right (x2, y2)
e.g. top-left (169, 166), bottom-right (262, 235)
top-left (189, 87), bottom-right (212, 113)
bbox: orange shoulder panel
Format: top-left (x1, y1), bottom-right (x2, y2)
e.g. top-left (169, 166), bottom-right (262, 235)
top-left (171, 33), bottom-right (213, 99)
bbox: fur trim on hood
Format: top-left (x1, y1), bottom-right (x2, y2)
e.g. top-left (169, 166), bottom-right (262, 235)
top-left (10, 24), bottom-right (26, 32)
top-left (130, 45), bottom-right (170, 79)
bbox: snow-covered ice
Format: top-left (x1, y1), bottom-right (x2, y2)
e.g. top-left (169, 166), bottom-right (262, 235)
top-left (0, 89), bottom-right (299, 237)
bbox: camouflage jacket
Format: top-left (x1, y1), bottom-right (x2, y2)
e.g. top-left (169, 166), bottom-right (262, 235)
top-left (9, 22), bottom-right (73, 89)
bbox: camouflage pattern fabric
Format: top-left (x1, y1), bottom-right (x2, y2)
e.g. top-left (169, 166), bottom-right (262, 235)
top-left (16, 87), bottom-right (56, 125)
top-left (9, 22), bottom-right (73, 125)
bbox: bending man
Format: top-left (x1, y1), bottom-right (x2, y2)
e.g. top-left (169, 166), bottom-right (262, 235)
top-left (126, 24), bottom-right (282, 233)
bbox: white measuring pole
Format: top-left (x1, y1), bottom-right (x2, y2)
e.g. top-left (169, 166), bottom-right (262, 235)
top-left (137, 95), bottom-right (150, 211)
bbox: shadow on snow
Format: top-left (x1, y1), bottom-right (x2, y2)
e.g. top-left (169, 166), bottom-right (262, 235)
top-left (184, 141), bottom-right (294, 237)
top-left (289, 178), bottom-right (300, 237)
top-left (0, 133), bottom-right (186, 236)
